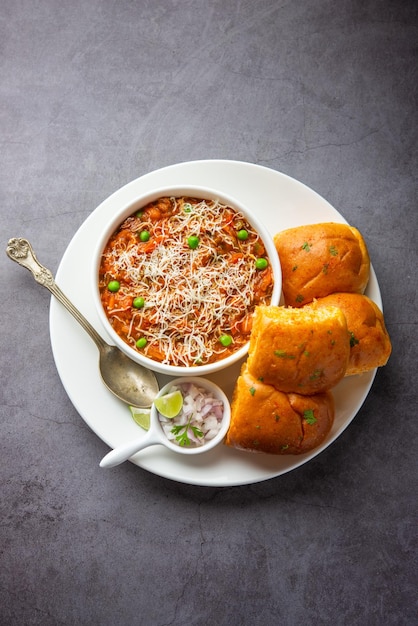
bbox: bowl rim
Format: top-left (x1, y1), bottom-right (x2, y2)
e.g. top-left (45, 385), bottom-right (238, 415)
top-left (151, 376), bottom-right (231, 455)
top-left (91, 184), bottom-right (282, 376)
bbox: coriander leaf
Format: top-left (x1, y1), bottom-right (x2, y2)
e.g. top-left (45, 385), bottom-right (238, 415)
top-left (303, 409), bottom-right (317, 425)
top-left (175, 428), bottom-right (190, 446)
top-left (350, 331), bottom-right (359, 347)
top-left (171, 424), bottom-right (184, 435)
top-left (170, 420), bottom-right (203, 447)
top-left (274, 349), bottom-right (296, 359)
top-left (191, 426), bottom-right (204, 439)
top-left (309, 369), bottom-right (323, 380)
top-left (171, 423), bottom-right (189, 445)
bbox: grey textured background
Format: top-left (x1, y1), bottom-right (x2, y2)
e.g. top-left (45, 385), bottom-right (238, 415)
top-left (1, 1), bottom-right (417, 625)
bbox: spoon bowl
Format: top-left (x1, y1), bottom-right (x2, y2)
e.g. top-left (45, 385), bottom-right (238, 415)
top-left (99, 377), bottom-right (231, 468)
top-left (6, 238), bottom-right (159, 408)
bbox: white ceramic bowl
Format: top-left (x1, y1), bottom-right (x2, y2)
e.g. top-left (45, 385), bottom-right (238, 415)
top-left (92, 185), bottom-right (282, 376)
top-left (152, 377), bottom-right (231, 455)
top-left (99, 377), bottom-right (231, 467)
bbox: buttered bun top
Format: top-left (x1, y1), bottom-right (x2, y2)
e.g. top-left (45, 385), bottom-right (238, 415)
top-left (225, 364), bottom-right (335, 455)
top-left (247, 304), bottom-right (350, 395)
top-left (311, 293), bottom-right (392, 376)
top-left (274, 222), bottom-right (370, 307)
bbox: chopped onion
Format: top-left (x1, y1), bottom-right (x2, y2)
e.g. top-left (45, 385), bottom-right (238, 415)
top-left (157, 382), bottom-right (224, 447)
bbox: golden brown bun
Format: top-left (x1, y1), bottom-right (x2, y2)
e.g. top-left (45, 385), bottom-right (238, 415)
top-left (247, 305), bottom-right (350, 394)
top-left (311, 293), bottom-right (392, 375)
top-left (225, 365), bottom-right (335, 454)
top-left (274, 222), bottom-right (370, 307)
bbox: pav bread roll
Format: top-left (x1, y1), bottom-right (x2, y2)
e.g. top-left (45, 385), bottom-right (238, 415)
top-left (311, 293), bottom-right (391, 375)
top-left (225, 365), bottom-right (335, 454)
top-left (247, 305), bottom-right (350, 394)
top-left (274, 222), bottom-right (370, 307)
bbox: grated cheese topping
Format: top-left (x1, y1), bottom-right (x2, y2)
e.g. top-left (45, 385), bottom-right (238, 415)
top-left (99, 196), bottom-right (274, 367)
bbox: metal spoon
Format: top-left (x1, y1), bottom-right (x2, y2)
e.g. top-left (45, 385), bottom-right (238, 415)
top-left (6, 238), bottom-right (159, 408)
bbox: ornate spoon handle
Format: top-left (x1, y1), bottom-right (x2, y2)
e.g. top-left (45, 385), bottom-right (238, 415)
top-left (6, 237), bottom-right (106, 350)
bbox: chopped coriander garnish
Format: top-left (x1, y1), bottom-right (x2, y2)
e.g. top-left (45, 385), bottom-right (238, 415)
top-left (301, 242), bottom-right (311, 251)
top-left (350, 331), bottom-right (359, 347)
top-left (171, 421), bottom-right (204, 447)
top-left (274, 349), bottom-right (296, 359)
top-left (249, 386), bottom-right (256, 396)
top-left (303, 409), bottom-right (317, 425)
top-left (309, 369), bottom-right (323, 380)
top-left (329, 245), bottom-right (338, 256)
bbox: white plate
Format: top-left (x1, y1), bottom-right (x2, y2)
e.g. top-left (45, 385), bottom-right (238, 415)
top-left (50, 160), bottom-right (380, 486)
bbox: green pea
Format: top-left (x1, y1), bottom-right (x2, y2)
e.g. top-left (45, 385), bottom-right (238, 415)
top-left (183, 203), bottom-right (192, 213)
top-left (237, 229), bottom-right (249, 240)
top-left (139, 230), bottom-right (150, 242)
top-left (107, 280), bottom-right (120, 292)
top-left (187, 235), bottom-right (199, 249)
top-left (136, 337), bottom-right (147, 349)
top-left (133, 297), bottom-right (145, 309)
top-left (255, 258), bottom-right (268, 270)
top-left (135, 210), bottom-right (144, 218)
top-left (219, 334), bottom-right (233, 347)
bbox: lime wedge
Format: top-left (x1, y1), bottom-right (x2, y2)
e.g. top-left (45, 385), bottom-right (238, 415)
top-left (154, 390), bottom-right (183, 418)
top-left (129, 406), bottom-right (151, 430)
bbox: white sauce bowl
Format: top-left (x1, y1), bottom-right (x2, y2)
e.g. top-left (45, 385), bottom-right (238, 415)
top-left (99, 377), bottom-right (231, 467)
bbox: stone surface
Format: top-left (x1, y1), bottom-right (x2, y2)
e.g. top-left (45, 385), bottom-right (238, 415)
top-left (1, 1), bottom-right (416, 625)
